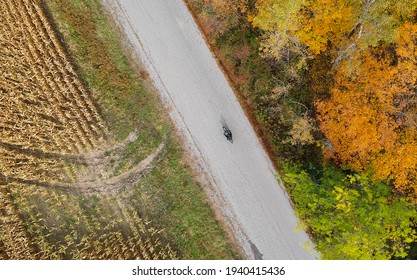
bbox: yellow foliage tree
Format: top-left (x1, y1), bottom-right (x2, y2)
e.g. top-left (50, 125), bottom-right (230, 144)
top-left (248, 0), bottom-right (307, 61)
top-left (250, 0), bottom-right (417, 63)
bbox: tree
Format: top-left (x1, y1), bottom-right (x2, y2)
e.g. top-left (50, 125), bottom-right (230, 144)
top-left (248, 0), bottom-right (309, 62)
top-left (284, 115), bottom-right (317, 146)
top-left (283, 164), bottom-right (417, 259)
top-left (296, 0), bottom-right (359, 55)
top-left (249, 0), bottom-right (417, 65)
top-left (317, 22), bottom-right (417, 198)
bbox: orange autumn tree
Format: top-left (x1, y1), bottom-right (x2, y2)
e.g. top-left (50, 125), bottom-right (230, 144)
top-left (317, 23), bottom-right (417, 198)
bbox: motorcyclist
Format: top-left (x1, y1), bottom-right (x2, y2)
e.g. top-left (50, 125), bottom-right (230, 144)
top-left (223, 126), bottom-right (233, 143)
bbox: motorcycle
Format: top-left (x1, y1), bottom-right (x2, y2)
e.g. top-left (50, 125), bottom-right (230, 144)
top-left (223, 126), bottom-right (233, 143)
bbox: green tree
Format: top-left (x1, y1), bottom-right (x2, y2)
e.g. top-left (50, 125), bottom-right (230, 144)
top-left (283, 164), bottom-right (417, 259)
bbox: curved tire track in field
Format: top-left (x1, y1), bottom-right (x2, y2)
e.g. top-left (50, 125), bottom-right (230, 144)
top-left (5, 140), bottom-right (164, 195)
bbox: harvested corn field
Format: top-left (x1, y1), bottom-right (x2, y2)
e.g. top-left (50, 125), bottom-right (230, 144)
top-left (0, 0), bottom-right (106, 187)
top-left (0, 0), bottom-right (175, 259)
top-left (1, 183), bottom-right (178, 259)
top-left (0, 0), bottom-right (106, 154)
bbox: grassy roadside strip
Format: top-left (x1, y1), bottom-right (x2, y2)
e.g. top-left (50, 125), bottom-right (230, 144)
top-left (42, 0), bottom-right (240, 259)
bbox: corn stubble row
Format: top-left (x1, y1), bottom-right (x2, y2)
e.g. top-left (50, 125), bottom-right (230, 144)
top-left (1, 185), bottom-right (177, 260)
top-left (0, 0), bottom-right (176, 259)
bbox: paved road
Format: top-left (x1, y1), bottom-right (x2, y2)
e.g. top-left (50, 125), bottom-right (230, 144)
top-left (104, 0), bottom-right (318, 259)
